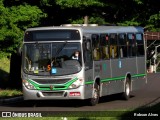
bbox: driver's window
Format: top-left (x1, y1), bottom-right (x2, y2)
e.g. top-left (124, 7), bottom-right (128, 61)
top-left (83, 37), bottom-right (92, 69)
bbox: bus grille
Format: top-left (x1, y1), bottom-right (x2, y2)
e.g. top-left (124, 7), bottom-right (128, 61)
top-left (42, 91), bottom-right (64, 97)
top-left (32, 78), bottom-right (71, 84)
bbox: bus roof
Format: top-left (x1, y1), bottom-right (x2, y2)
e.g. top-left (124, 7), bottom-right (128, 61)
top-left (81, 26), bottom-right (144, 34)
top-left (26, 26), bottom-right (144, 34)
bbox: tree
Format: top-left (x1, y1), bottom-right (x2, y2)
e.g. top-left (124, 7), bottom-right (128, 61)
top-left (0, 0), bottom-right (46, 56)
top-left (0, 0), bottom-right (160, 57)
top-left (39, 0), bottom-right (160, 30)
top-left (146, 12), bottom-right (160, 31)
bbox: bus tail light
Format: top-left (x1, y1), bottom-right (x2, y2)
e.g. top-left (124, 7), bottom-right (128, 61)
top-left (23, 80), bottom-right (36, 90)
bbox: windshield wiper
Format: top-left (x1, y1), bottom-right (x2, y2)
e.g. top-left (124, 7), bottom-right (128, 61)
top-left (55, 41), bottom-right (67, 58)
top-left (51, 41), bottom-right (67, 67)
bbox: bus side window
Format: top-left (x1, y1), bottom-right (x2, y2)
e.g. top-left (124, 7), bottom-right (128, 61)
top-left (136, 33), bottom-right (144, 56)
top-left (83, 36), bottom-right (93, 69)
top-left (118, 33), bottom-right (127, 58)
top-left (109, 34), bottom-right (118, 59)
top-left (127, 33), bottom-right (136, 57)
top-left (92, 34), bottom-right (100, 60)
top-left (100, 34), bottom-right (110, 59)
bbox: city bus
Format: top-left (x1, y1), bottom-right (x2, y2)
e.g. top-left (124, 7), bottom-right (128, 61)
top-left (22, 24), bottom-right (147, 106)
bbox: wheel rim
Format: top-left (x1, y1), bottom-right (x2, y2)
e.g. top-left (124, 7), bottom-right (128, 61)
top-left (90, 84), bottom-right (99, 105)
top-left (126, 83), bottom-right (130, 96)
top-left (93, 88), bottom-right (98, 100)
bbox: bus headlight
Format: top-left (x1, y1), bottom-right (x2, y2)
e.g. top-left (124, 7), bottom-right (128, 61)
top-left (23, 80), bottom-right (36, 90)
top-left (69, 78), bottom-right (83, 89)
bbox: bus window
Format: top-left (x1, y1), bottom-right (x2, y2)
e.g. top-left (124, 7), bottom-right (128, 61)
top-left (83, 38), bottom-right (93, 69)
top-left (136, 33), bottom-right (144, 56)
top-left (92, 34), bottom-right (100, 60)
top-left (100, 34), bottom-right (110, 59)
top-left (109, 34), bottom-right (118, 59)
top-left (118, 33), bottom-right (127, 58)
top-left (127, 33), bottom-right (136, 57)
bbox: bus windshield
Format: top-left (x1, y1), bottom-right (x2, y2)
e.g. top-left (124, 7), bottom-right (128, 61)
top-left (23, 42), bottom-right (82, 76)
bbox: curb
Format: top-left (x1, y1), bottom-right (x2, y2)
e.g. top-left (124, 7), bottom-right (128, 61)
top-left (0, 96), bottom-right (23, 105)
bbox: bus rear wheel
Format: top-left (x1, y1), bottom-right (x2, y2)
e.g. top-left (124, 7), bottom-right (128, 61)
top-left (122, 78), bottom-right (130, 100)
top-left (89, 83), bottom-right (100, 106)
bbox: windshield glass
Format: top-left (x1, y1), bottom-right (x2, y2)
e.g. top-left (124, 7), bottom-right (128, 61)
top-left (23, 42), bottom-right (82, 76)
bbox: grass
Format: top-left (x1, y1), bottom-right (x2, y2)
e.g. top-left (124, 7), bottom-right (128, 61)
top-left (0, 89), bottom-right (22, 98)
top-left (0, 57), bottom-right (10, 73)
top-left (0, 57), bottom-right (10, 83)
top-left (0, 57), bottom-right (22, 97)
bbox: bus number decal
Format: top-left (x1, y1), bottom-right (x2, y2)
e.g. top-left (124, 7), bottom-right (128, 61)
top-left (47, 65), bottom-right (51, 71)
top-left (119, 61), bottom-right (122, 68)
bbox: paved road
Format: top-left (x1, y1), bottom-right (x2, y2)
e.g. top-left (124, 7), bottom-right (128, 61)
top-left (0, 73), bottom-right (160, 112)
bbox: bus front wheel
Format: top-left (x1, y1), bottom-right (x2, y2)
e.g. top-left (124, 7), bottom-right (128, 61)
top-left (89, 83), bottom-right (100, 106)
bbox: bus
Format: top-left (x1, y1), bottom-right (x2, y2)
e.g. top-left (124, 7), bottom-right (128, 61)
top-left (22, 25), bottom-right (147, 106)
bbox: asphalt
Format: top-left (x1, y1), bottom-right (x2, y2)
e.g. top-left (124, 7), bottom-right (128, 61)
top-left (0, 96), bottom-right (23, 105)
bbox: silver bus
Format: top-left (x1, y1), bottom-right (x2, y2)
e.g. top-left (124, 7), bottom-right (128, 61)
top-left (22, 25), bottom-right (147, 105)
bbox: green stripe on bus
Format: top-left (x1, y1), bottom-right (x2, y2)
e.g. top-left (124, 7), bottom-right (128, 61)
top-left (101, 76), bottom-right (125, 82)
top-left (85, 73), bottom-right (146, 85)
top-left (27, 73), bottom-right (146, 90)
top-left (85, 81), bottom-right (94, 84)
top-left (132, 73), bottom-right (146, 78)
top-left (27, 77), bottom-right (78, 91)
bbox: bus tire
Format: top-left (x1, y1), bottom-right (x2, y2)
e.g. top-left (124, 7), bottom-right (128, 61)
top-left (122, 78), bottom-right (130, 100)
top-left (89, 82), bottom-right (100, 106)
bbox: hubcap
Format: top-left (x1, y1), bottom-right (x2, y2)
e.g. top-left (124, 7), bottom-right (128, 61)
top-left (126, 83), bottom-right (130, 96)
top-left (93, 88), bottom-right (98, 99)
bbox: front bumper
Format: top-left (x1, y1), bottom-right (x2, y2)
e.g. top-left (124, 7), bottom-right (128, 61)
top-left (23, 84), bottom-right (84, 100)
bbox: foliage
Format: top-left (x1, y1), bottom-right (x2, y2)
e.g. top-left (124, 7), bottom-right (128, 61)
top-left (133, 0), bottom-right (143, 4)
top-left (147, 12), bottom-right (160, 31)
top-left (55, 0), bottom-right (104, 8)
top-left (70, 16), bottom-right (106, 25)
top-left (0, 0), bottom-right (160, 55)
top-left (0, 0), bottom-right (46, 55)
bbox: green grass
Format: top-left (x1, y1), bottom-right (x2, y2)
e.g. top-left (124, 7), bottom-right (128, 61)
top-left (0, 57), bottom-right (22, 97)
top-left (0, 89), bottom-right (22, 97)
top-left (0, 57), bottom-right (10, 82)
top-left (0, 57), bottom-right (10, 73)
